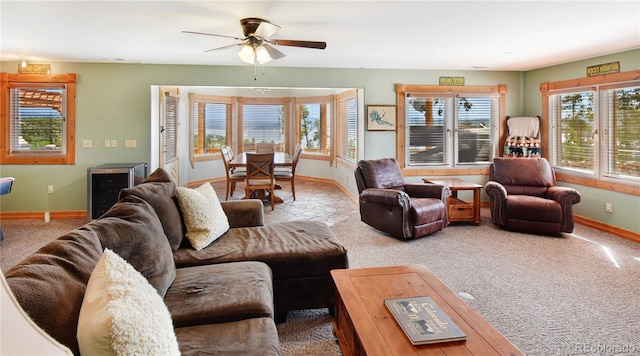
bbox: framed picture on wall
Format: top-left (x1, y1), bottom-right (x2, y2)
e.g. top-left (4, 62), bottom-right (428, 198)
top-left (367, 105), bottom-right (396, 131)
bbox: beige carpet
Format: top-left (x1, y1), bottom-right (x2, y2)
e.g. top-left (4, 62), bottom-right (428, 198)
top-left (3, 211), bottom-right (640, 356)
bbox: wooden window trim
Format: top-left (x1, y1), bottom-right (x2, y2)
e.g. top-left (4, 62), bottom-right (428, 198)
top-left (1, 73), bottom-right (76, 165)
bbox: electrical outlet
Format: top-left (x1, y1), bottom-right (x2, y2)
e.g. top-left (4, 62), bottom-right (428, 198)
top-left (47, 185), bottom-right (54, 194)
top-left (605, 202), bottom-right (613, 213)
top-left (124, 139), bottom-right (137, 148)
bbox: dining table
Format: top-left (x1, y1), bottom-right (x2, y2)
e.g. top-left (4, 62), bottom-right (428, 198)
top-left (228, 151), bottom-right (292, 168)
top-left (228, 151), bottom-right (292, 203)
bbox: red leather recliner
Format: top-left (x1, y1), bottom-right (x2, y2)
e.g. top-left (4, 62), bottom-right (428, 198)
top-left (354, 158), bottom-right (449, 239)
top-left (485, 157), bottom-right (581, 235)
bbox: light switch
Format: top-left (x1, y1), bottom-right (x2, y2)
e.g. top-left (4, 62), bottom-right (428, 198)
top-left (104, 139), bottom-right (111, 149)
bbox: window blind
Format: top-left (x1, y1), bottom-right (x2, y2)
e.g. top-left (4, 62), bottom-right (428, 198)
top-left (242, 104), bottom-right (285, 151)
top-left (163, 92), bottom-right (179, 162)
top-left (9, 87), bottom-right (65, 152)
top-left (337, 96), bottom-right (357, 162)
top-left (602, 84), bottom-right (640, 178)
top-left (549, 91), bottom-right (595, 174)
top-left (192, 102), bottom-right (228, 154)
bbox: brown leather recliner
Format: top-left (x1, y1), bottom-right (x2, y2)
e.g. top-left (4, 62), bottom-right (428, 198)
top-left (485, 157), bottom-right (581, 235)
top-left (354, 158), bottom-right (450, 239)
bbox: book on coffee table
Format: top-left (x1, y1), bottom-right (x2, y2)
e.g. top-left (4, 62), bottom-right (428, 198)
top-left (384, 296), bottom-right (467, 345)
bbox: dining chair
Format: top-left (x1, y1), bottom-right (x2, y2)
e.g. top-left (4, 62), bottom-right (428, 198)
top-left (220, 146), bottom-right (246, 200)
top-left (245, 152), bottom-right (276, 210)
top-left (255, 142), bottom-right (275, 153)
top-left (226, 146), bottom-right (245, 173)
top-left (274, 144), bottom-right (302, 200)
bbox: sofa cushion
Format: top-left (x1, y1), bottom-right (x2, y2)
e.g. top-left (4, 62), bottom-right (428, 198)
top-left (176, 183), bottom-right (230, 251)
top-left (4, 228), bottom-right (104, 355)
top-left (119, 168), bottom-right (186, 251)
top-left (175, 318), bottom-right (280, 356)
top-left (173, 221), bottom-right (348, 279)
top-left (96, 195), bottom-right (176, 297)
top-left (77, 249), bottom-right (180, 356)
top-left (165, 261), bottom-right (273, 328)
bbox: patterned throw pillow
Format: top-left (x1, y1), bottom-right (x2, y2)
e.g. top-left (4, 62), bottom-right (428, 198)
top-left (176, 183), bottom-right (230, 250)
top-left (77, 249), bottom-right (180, 356)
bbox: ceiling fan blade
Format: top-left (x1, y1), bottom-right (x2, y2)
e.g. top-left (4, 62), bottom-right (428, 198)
top-left (182, 30), bottom-right (245, 41)
top-left (204, 43), bottom-right (245, 53)
top-left (262, 43), bottom-right (286, 60)
top-left (270, 39), bottom-right (327, 50)
top-left (254, 20), bottom-right (280, 39)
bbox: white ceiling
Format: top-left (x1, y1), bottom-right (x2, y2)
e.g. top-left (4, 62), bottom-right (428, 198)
top-left (2, 1), bottom-right (639, 71)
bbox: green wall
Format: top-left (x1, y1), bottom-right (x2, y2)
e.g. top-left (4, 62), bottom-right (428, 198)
top-left (1, 50), bottom-right (638, 233)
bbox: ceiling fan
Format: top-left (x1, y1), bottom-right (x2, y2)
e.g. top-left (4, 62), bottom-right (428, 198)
top-left (183, 17), bottom-right (327, 65)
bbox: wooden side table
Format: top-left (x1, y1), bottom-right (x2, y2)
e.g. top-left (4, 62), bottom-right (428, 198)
top-left (423, 177), bottom-right (482, 225)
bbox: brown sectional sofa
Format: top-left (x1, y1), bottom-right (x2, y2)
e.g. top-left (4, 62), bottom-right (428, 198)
top-left (4, 168), bottom-right (348, 355)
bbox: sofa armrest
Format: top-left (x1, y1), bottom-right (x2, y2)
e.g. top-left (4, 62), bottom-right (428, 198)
top-left (404, 183), bottom-right (450, 202)
top-left (484, 181), bottom-right (508, 226)
top-left (360, 188), bottom-right (411, 210)
top-left (220, 199), bottom-right (265, 228)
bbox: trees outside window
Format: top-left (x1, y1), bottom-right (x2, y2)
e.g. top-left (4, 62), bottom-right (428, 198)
top-left (295, 96), bottom-right (332, 156)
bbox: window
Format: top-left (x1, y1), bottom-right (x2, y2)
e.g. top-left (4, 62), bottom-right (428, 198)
top-left (294, 95), bottom-right (333, 156)
top-left (337, 90), bottom-right (358, 163)
top-left (397, 84), bottom-right (504, 170)
top-left (544, 72), bottom-right (640, 183)
top-left (188, 94), bottom-right (232, 164)
top-left (1, 73), bottom-right (76, 164)
top-left (238, 98), bottom-right (289, 152)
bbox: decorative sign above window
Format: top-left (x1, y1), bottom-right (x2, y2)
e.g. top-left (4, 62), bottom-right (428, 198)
top-left (18, 63), bottom-right (51, 74)
top-left (439, 77), bottom-right (465, 86)
top-left (586, 61), bottom-right (620, 77)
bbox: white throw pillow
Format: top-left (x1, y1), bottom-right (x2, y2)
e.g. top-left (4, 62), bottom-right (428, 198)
top-left (77, 249), bottom-right (180, 356)
top-left (176, 183), bottom-right (230, 250)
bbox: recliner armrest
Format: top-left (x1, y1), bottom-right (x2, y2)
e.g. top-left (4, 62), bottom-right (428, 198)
top-left (220, 199), bottom-right (265, 228)
top-left (546, 186), bottom-right (582, 206)
top-left (484, 181), bottom-right (508, 199)
top-left (404, 184), bottom-right (449, 202)
top-left (484, 181), bottom-right (508, 226)
top-left (359, 188), bottom-right (411, 209)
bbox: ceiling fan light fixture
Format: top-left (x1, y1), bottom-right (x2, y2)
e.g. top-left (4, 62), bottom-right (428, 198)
top-left (238, 44), bottom-right (256, 64)
top-left (255, 45), bottom-right (273, 64)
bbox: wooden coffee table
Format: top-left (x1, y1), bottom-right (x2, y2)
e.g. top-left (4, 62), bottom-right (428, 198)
top-left (331, 265), bottom-right (522, 356)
